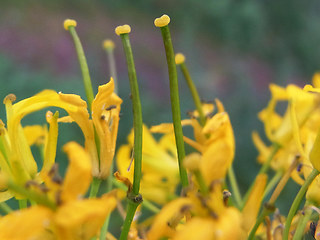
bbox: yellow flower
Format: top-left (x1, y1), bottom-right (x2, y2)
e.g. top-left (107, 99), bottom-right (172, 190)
top-left (117, 125), bottom-right (179, 204)
top-left (147, 183), bottom-right (245, 240)
top-left (147, 198), bottom-right (192, 240)
top-left (259, 84), bottom-right (318, 145)
top-left (173, 209), bottom-right (243, 240)
top-left (152, 99), bottom-right (235, 185)
top-left (2, 78), bottom-right (121, 183)
top-left (0, 142), bottom-right (116, 240)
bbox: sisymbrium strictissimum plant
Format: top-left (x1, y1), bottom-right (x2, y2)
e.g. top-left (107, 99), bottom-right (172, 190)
top-left (1, 14), bottom-right (320, 240)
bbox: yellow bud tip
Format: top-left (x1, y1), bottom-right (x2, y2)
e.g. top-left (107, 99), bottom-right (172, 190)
top-left (3, 94), bottom-right (16, 104)
top-left (154, 14), bottom-right (170, 27)
top-left (175, 53), bottom-right (185, 65)
top-left (115, 25), bottom-right (131, 36)
top-left (63, 19), bottom-right (77, 31)
top-left (103, 39), bottom-right (115, 49)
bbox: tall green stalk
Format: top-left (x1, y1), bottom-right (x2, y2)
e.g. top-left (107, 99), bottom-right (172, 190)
top-left (103, 40), bottom-right (118, 94)
top-left (116, 25), bottom-right (143, 240)
top-left (155, 15), bottom-right (188, 187)
top-left (65, 24), bottom-right (94, 110)
top-left (65, 20), bottom-right (103, 197)
top-left (176, 56), bottom-right (206, 126)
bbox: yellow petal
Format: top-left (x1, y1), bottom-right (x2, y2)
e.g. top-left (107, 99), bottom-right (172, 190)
top-left (242, 174), bottom-right (267, 233)
top-left (173, 217), bottom-right (216, 240)
top-left (23, 125), bottom-right (46, 146)
top-left (150, 123), bottom-right (174, 134)
top-left (312, 73), bottom-right (320, 88)
top-left (306, 175), bottom-right (320, 205)
top-left (0, 206), bottom-right (53, 240)
top-left (54, 193), bottom-right (116, 240)
top-left (174, 208), bottom-right (243, 240)
top-left (192, 103), bottom-right (214, 118)
top-left (60, 142), bottom-right (92, 203)
top-left (41, 111), bottom-right (59, 177)
top-left (252, 131), bottom-right (270, 164)
top-left (310, 128), bottom-right (320, 171)
top-left (147, 198), bottom-right (192, 240)
top-left (200, 135), bottom-right (234, 184)
top-left (91, 78), bottom-right (122, 178)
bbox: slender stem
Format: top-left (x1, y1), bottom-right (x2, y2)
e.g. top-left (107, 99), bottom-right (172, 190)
top-left (67, 26), bottom-right (103, 176)
top-left (159, 25), bottom-right (188, 187)
top-left (263, 170), bottom-right (283, 200)
top-left (112, 178), bottom-right (160, 213)
top-left (118, 32), bottom-right (143, 239)
top-left (292, 201), bottom-right (312, 240)
top-left (248, 207), bottom-right (271, 240)
top-left (142, 199), bottom-right (160, 214)
top-left (283, 168), bottom-right (319, 240)
top-left (119, 200), bottom-right (140, 240)
top-left (89, 177), bottom-right (102, 198)
top-left (99, 161), bottom-right (115, 240)
top-left (227, 166), bottom-right (242, 208)
top-left (9, 182), bottom-right (56, 210)
top-left (105, 48), bottom-right (118, 94)
top-left (0, 202), bottom-right (13, 214)
top-left (194, 170), bottom-right (209, 196)
top-left (68, 26), bottom-right (95, 110)
top-left (179, 62), bottom-right (206, 126)
top-left (18, 199), bottom-right (27, 209)
top-left (242, 143), bottom-right (280, 209)
top-left (259, 143), bottom-right (281, 175)
top-left (119, 33), bottom-right (143, 196)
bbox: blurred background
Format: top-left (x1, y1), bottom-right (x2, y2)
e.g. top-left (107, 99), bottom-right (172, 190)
top-left (1, 0), bottom-right (320, 230)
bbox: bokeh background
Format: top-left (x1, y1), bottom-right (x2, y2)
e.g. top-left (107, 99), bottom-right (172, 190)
top-left (1, 0), bottom-right (320, 230)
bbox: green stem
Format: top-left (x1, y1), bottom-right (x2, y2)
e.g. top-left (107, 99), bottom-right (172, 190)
top-left (118, 32), bottom-right (143, 239)
top-left (119, 33), bottom-right (143, 196)
top-left (179, 62), bottom-right (206, 126)
top-left (227, 166), bottom-right (242, 208)
top-left (68, 26), bottom-right (95, 110)
top-left (292, 201), bottom-right (312, 240)
top-left (119, 199), bottom-right (140, 240)
top-left (142, 199), bottom-right (160, 214)
top-left (241, 143), bottom-right (280, 209)
top-left (112, 178), bottom-right (160, 213)
top-left (9, 182), bottom-right (56, 210)
top-left (89, 177), bottom-right (102, 198)
top-left (159, 25), bottom-right (188, 187)
top-left (283, 168), bottom-right (319, 240)
top-left (18, 199), bottom-right (27, 209)
top-left (259, 143), bottom-right (281, 175)
top-left (194, 170), bottom-right (209, 196)
top-left (263, 170), bottom-right (283, 199)
top-left (99, 161), bottom-right (114, 240)
top-left (0, 202), bottom-right (13, 214)
top-left (105, 48), bottom-right (118, 94)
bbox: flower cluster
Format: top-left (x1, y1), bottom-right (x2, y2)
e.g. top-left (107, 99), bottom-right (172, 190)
top-left (1, 14), bottom-right (320, 240)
